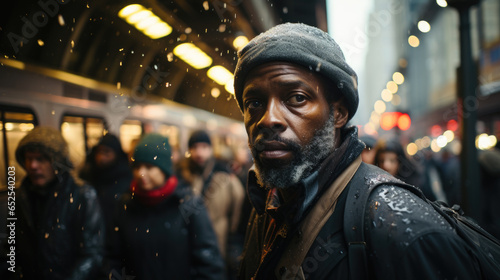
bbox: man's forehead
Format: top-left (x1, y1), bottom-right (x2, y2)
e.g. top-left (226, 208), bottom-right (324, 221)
top-left (24, 150), bottom-right (46, 158)
top-left (246, 61), bottom-right (316, 78)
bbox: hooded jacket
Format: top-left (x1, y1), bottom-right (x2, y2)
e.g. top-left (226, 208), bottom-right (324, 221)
top-left (239, 127), bottom-right (482, 280)
top-left (2, 172), bottom-right (105, 280)
top-left (1, 126), bottom-right (105, 280)
top-left (79, 134), bottom-right (132, 224)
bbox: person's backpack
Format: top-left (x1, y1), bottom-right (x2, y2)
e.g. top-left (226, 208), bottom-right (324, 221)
top-left (344, 162), bottom-right (500, 280)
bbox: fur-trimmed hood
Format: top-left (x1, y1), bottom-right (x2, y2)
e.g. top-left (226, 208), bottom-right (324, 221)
top-left (16, 126), bottom-right (73, 172)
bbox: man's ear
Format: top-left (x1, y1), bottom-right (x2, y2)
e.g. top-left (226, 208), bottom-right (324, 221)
top-left (332, 101), bottom-right (349, 128)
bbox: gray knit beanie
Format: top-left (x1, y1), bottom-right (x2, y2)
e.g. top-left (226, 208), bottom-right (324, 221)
top-left (233, 22), bottom-right (359, 120)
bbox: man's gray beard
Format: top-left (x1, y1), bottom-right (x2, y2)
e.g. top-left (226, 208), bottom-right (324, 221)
top-left (253, 110), bottom-right (336, 189)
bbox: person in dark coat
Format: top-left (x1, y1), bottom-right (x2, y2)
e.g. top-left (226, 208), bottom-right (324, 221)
top-left (359, 135), bottom-right (377, 164)
top-left (232, 23), bottom-right (485, 279)
top-left (177, 129), bottom-right (245, 278)
top-left (79, 134), bottom-right (132, 224)
top-left (1, 126), bottom-right (105, 280)
top-left (105, 133), bottom-right (224, 280)
top-left (373, 138), bottom-right (440, 199)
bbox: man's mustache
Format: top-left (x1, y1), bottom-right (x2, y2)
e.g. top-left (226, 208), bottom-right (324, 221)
top-left (251, 135), bottom-right (301, 153)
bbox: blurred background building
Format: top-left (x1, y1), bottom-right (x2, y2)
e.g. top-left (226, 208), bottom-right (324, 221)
top-left (341, 0), bottom-right (500, 157)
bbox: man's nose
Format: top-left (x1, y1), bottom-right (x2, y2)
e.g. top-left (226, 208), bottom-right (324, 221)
top-left (27, 159), bottom-right (39, 170)
top-left (137, 166), bottom-right (144, 175)
top-left (257, 99), bottom-right (286, 132)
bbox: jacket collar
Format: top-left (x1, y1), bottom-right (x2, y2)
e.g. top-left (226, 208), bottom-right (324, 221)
top-left (247, 126), bottom-right (365, 223)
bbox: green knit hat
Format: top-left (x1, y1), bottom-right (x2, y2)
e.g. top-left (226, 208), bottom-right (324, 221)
top-left (132, 134), bottom-right (173, 177)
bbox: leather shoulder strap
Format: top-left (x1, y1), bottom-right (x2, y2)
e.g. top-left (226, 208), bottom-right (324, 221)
top-left (274, 156), bottom-right (362, 279)
top-left (344, 163), bottom-right (413, 280)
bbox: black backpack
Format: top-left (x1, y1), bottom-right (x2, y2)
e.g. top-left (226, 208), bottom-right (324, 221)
top-left (344, 162), bottom-right (500, 280)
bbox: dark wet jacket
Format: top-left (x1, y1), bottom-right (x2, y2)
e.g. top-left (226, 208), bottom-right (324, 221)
top-left (105, 182), bottom-right (225, 280)
top-left (79, 136), bottom-right (133, 225)
top-left (239, 127), bottom-right (483, 280)
top-left (1, 172), bottom-right (105, 280)
top-left (79, 158), bottom-right (132, 225)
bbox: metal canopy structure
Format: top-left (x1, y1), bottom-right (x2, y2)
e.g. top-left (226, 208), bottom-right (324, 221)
top-left (0, 0), bottom-right (327, 121)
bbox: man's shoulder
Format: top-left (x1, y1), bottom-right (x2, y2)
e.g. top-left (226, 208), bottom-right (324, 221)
top-left (66, 175), bottom-right (99, 201)
top-left (212, 159), bottom-right (231, 174)
top-left (364, 184), bottom-right (455, 246)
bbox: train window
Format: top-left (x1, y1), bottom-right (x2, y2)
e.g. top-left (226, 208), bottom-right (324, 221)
top-left (158, 124), bottom-right (180, 163)
top-left (0, 108), bottom-right (37, 190)
top-left (158, 124), bottom-right (180, 148)
top-left (120, 119), bottom-right (143, 155)
top-left (61, 115), bottom-right (106, 170)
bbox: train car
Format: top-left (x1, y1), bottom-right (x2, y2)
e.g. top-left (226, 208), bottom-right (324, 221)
top-left (0, 58), bottom-right (248, 190)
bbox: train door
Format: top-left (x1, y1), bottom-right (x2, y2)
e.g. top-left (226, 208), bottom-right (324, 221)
top-left (60, 115), bottom-right (106, 171)
top-left (119, 119), bottom-right (143, 159)
top-left (158, 123), bottom-right (181, 165)
top-left (0, 105), bottom-right (37, 190)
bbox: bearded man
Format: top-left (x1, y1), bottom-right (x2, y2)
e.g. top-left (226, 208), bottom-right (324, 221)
top-left (233, 23), bottom-right (483, 280)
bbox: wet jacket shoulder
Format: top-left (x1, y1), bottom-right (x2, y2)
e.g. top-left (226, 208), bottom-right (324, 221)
top-left (6, 173), bottom-right (105, 280)
top-left (364, 183), bottom-right (482, 280)
top-left (302, 165), bottom-right (483, 280)
top-left (239, 163), bottom-right (483, 280)
top-left (105, 181), bottom-right (224, 280)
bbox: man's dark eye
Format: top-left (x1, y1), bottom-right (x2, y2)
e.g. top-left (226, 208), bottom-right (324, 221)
top-left (245, 100), bottom-right (262, 109)
top-left (287, 95), bottom-right (307, 104)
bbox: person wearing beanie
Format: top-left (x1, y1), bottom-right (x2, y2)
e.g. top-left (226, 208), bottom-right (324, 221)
top-left (3, 126), bottom-right (105, 280)
top-left (105, 133), bottom-right (224, 280)
top-left (235, 23), bottom-right (482, 279)
top-left (359, 135), bottom-right (377, 164)
top-left (79, 134), bottom-right (132, 226)
top-left (177, 129), bottom-right (245, 279)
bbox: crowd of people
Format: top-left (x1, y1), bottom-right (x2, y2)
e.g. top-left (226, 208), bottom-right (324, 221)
top-left (0, 126), bottom-right (251, 280)
top-left (1, 22), bottom-right (500, 279)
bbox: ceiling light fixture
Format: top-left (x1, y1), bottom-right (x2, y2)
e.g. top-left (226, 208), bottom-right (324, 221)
top-left (173, 43), bottom-right (213, 69)
top-left (118, 4), bottom-right (172, 39)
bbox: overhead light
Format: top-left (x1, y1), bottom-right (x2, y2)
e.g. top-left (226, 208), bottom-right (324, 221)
top-left (386, 81), bottom-right (398, 94)
top-left (374, 100), bottom-right (386, 114)
top-left (173, 43), bottom-right (213, 69)
top-left (207, 65), bottom-right (233, 85)
top-left (418, 20), bottom-right (431, 33)
top-left (118, 4), bottom-right (142, 18)
top-left (233, 35), bottom-right (249, 51)
top-left (408, 35), bottom-right (420, 47)
top-left (381, 89), bottom-right (393, 102)
top-left (436, 0), bottom-right (448, 7)
top-left (225, 79), bottom-right (235, 95)
top-left (207, 65), bottom-right (235, 95)
top-left (143, 22), bottom-right (172, 39)
top-left (392, 72), bottom-right (405, 84)
top-left (211, 87), bottom-right (221, 98)
top-left (118, 4), bottom-right (172, 39)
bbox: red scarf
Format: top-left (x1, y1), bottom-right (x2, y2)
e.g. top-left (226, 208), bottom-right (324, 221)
top-left (130, 176), bottom-right (178, 206)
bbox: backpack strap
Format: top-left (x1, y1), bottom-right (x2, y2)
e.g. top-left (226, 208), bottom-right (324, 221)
top-left (344, 163), bottom-right (416, 280)
top-left (274, 156), bottom-right (362, 279)
top-left (344, 163), bottom-right (371, 280)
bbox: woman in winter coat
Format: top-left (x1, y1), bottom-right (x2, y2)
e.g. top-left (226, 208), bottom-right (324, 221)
top-left (79, 134), bottom-right (132, 225)
top-left (374, 138), bottom-right (423, 188)
top-left (105, 133), bottom-right (224, 280)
